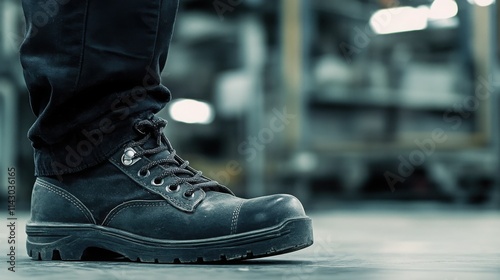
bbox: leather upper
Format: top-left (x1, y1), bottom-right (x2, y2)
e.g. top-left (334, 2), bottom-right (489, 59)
top-left (29, 140), bottom-right (308, 241)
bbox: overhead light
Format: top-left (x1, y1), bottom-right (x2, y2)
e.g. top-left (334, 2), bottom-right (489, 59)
top-left (168, 99), bottom-right (215, 124)
top-left (429, 0), bottom-right (458, 20)
top-left (370, 6), bottom-right (429, 34)
top-left (467, 0), bottom-right (495, 7)
top-left (370, 1), bottom-right (461, 35)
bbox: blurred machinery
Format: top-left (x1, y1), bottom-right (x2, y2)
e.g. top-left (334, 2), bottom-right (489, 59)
top-left (163, 0), bottom-right (500, 204)
top-left (0, 0), bottom-right (499, 206)
top-left (288, 0), bottom-right (500, 204)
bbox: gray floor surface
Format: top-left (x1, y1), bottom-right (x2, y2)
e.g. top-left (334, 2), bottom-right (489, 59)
top-left (1, 203), bottom-right (499, 280)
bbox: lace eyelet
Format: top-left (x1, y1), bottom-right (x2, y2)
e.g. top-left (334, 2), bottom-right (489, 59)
top-left (137, 169), bottom-right (150, 178)
top-left (166, 185), bottom-right (180, 193)
top-left (151, 178), bottom-right (164, 186)
top-left (121, 147), bottom-right (140, 166)
top-left (183, 191), bottom-right (195, 199)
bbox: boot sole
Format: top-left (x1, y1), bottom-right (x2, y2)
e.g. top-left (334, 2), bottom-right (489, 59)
top-left (26, 218), bottom-right (313, 263)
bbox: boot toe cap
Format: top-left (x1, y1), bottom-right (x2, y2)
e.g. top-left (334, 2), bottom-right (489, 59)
top-left (235, 194), bottom-right (307, 234)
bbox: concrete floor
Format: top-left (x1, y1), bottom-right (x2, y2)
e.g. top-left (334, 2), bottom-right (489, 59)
top-left (1, 203), bottom-right (499, 280)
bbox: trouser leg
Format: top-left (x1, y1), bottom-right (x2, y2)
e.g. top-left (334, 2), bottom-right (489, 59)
top-left (20, 0), bottom-right (179, 176)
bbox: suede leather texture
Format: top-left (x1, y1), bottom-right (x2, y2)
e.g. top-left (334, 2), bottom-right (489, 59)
top-left (30, 145), bottom-right (307, 240)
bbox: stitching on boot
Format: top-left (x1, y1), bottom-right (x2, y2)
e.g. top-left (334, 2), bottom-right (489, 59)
top-left (36, 179), bottom-right (97, 224)
top-left (102, 200), bottom-right (169, 226)
top-left (230, 201), bottom-right (244, 235)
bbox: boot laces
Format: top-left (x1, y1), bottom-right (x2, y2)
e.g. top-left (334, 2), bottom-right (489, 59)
top-left (128, 118), bottom-right (219, 197)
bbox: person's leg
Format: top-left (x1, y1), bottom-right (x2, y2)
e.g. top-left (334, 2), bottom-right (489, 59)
top-left (22, 0), bottom-right (313, 262)
top-left (21, 0), bottom-right (177, 176)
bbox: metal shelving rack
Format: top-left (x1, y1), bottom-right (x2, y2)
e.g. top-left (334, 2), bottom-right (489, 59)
top-left (275, 0), bottom-right (499, 203)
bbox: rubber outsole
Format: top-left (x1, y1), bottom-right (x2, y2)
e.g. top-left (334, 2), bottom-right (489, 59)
top-left (26, 218), bottom-right (313, 263)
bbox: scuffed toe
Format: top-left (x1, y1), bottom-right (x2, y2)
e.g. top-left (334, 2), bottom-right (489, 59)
top-left (235, 194), bottom-right (307, 234)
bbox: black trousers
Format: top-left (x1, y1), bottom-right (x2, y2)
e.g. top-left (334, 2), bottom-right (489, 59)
top-left (20, 0), bottom-right (179, 176)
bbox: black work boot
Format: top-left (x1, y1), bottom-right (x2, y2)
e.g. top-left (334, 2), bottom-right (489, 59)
top-left (26, 117), bottom-right (313, 263)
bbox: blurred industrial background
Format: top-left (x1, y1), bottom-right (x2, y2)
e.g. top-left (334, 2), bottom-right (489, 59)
top-left (1, 1), bottom-right (500, 279)
top-left (1, 0), bottom-right (500, 208)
